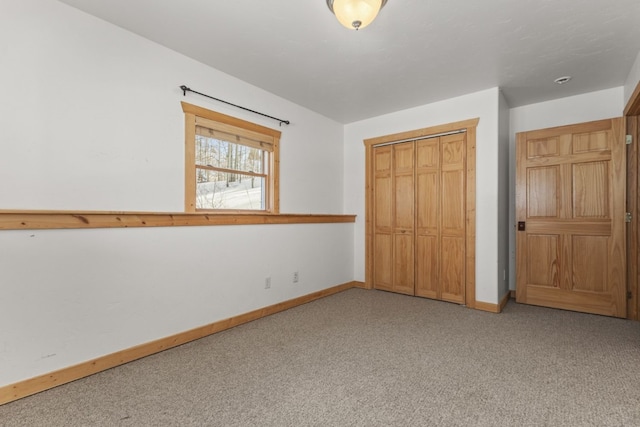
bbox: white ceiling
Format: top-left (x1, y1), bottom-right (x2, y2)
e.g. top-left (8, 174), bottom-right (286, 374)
top-left (58, 0), bottom-right (640, 124)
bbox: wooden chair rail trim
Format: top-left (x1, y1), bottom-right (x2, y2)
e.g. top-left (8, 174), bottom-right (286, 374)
top-left (0, 281), bottom-right (363, 405)
top-left (0, 211), bottom-right (356, 231)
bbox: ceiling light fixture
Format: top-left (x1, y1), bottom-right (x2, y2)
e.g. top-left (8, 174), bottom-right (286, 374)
top-left (326, 0), bottom-right (388, 30)
top-left (554, 76), bottom-right (572, 85)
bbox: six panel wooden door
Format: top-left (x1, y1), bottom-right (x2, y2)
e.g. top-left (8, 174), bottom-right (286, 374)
top-left (516, 118), bottom-right (626, 318)
top-left (373, 134), bottom-right (466, 303)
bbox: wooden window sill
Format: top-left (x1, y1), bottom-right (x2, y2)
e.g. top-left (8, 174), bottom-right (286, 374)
top-left (0, 210), bottom-right (356, 230)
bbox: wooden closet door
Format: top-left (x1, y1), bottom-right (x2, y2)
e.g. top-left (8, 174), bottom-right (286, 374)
top-left (415, 134), bottom-right (466, 303)
top-left (440, 134), bottom-right (466, 303)
top-left (373, 146), bottom-right (393, 292)
top-left (415, 138), bottom-right (440, 299)
top-left (372, 142), bottom-right (415, 295)
top-left (373, 135), bottom-right (466, 301)
top-left (393, 142), bottom-right (415, 295)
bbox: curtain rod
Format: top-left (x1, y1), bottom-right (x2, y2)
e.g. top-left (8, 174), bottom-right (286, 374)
top-left (180, 85), bottom-right (290, 127)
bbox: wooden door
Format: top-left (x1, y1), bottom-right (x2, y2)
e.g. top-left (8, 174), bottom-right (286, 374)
top-left (373, 145), bottom-right (393, 292)
top-left (372, 134), bottom-right (466, 301)
top-left (516, 118), bottom-right (626, 317)
top-left (393, 143), bottom-right (415, 295)
top-left (415, 134), bottom-right (466, 303)
top-left (372, 142), bottom-right (414, 295)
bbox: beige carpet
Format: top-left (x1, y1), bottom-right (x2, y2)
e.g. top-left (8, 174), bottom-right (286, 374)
top-left (1, 289), bottom-right (640, 426)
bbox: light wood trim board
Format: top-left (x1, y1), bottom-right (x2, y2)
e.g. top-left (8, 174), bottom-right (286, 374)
top-left (625, 81), bottom-right (640, 321)
top-left (628, 116), bottom-right (639, 320)
top-left (0, 281), bottom-right (360, 405)
top-left (364, 118), bottom-right (480, 147)
top-left (181, 102), bottom-right (282, 139)
top-left (475, 292), bottom-right (511, 314)
top-left (0, 211), bottom-right (355, 230)
top-left (624, 80), bottom-right (640, 116)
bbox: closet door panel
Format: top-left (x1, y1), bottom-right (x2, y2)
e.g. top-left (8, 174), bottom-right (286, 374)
top-left (441, 169), bottom-right (465, 235)
top-left (441, 236), bottom-right (465, 303)
top-left (416, 139), bottom-right (440, 299)
top-left (373, 146), bottom-right (393, 291)
top-left (394, 233), bottom-right (415, 295)
top-left (393, 143), bottom-right (415, 294)
top-left (440, 133), bottom-right (466, 303)
top-left (395, 174), bottom-right (414, 230)
top-left (416, 234), bottom-right (438, 298)
top-left (374, 234), bottom-right (393, 291)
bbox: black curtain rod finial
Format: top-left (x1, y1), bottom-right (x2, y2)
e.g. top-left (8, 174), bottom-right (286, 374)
top-left (179, 84), bottom-right (290, 126)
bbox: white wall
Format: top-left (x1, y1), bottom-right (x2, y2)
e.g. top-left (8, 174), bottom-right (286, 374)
top-left (625, 50), bottom-right (640, 109)
top-left (344, 88), bottom-right (501, 304)
top-left (0, 0), bottom-right (353, 387)
top-left (507, 87), bottom-right (624, 290)
top-left (0, 0), bottom-right (345, 214)
top-left (497, 91), bottom-right (510, 300)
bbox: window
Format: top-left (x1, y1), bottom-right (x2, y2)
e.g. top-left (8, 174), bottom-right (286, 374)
top-left (182, 102), bottom-right (280, 213)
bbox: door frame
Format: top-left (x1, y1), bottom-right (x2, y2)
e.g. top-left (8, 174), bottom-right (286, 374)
top-left (624, 80), bottom-right (640, 320)
top-left (363, 118), bottom-right (479, 309)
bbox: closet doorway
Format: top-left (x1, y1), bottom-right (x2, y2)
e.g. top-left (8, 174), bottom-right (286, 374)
top-left (364, 119), bottom-right (478, 308)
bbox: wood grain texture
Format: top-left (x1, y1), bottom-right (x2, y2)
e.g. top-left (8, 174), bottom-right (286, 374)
top-left (628, 116), bottom-right (639, 320)
top-left (184, 112), bottom-right (197, 212)
top-left (516, 118), bottom-right (626, 318)
top-left (271, 133), bottom-right (281, 213)
top-left (392, 143), bottom-right (415, 294)
top-left (364, 142), bottom-right (375, 290)
top-left (0, 212), bottom-right (356, 230)
top-left (363, 119), bottom-right (480, 147)
top-left (373, 146), bottom-right (393, 291)
top-left (182, 102), bottom-right (281, 138)
top-left (415, 139), bottom-right (440, 299)
top-left (474, 291), bottom-right (510, 314)
top-left (624, 80), bottom-right (640, 116)
top-left (527, 234), bottom-right (559, 287)
top-left (573, 161), bottom-right (609, 218)
top-left (465, 125), bottom-right (477, 309)
top-left (608, 118), bottom-right (627, 317)
top-left (0, 281), bottom-right (360, 405)
top-left (527, 166), bottom-right (558, 218)
top-left (624, 84), bottom-right (640, 320)
top-left (366, 121), bottom-right (476, 307)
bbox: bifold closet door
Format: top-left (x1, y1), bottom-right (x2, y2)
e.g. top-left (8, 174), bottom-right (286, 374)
top-left (373, 134), bottom-right (465, 302)
top-left (415, 134), bottom-right (466, 303)
top-left (373, 142), bottom-right (415, 295)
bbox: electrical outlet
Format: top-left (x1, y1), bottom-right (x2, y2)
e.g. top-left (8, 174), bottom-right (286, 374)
top-left (293, 271), bottom-right (299, 283)
top-left (265, 277), bottom-right (271, 289)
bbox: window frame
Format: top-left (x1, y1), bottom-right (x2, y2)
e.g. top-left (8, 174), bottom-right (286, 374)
top-left (182, 102), bottom-right (280, 213)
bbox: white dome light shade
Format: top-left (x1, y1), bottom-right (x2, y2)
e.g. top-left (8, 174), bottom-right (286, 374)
top-left (327, 0), bottom-right (387, 30)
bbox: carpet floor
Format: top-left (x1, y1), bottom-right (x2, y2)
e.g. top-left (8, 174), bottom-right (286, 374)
top-left (1, 289), bottom-right (640, 426)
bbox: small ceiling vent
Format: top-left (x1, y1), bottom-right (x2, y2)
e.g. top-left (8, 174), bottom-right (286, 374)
top-left (554, 76), bottom-right (572, 85)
